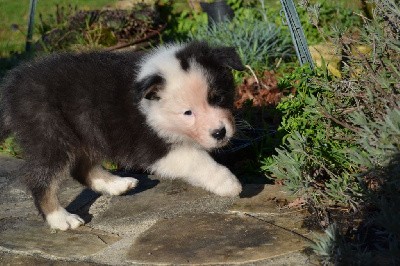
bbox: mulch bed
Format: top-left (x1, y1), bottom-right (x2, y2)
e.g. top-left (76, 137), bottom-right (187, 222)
top-left (39, 5), bottom-right (165, 51)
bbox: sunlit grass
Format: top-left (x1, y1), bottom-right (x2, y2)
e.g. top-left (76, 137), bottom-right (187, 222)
top-left (0, 0), bottom-right (116, 57)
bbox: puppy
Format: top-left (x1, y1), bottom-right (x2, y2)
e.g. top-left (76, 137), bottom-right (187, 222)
top-left (0, 41), bottom-right (244, 230)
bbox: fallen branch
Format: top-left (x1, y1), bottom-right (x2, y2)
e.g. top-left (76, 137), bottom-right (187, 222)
top-left (104, 24), bottom-right (166, 51)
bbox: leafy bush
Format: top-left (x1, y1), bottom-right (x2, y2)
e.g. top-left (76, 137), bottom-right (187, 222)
top-left (157, 1), bottom-right (208, 42)
top-left (261, 66), bottom-right (361, 206)
top-left (296, 0), bottom-right (363, 45)
top-left (262, 0), bottom-right (400, 262)
top-left (263, 0), bottom-right (399, 204)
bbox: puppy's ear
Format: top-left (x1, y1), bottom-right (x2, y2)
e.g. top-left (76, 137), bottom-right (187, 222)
top-left (213, 47), bottom-right (245, 71)
top-left (134, 74), bottom-right (165, 101)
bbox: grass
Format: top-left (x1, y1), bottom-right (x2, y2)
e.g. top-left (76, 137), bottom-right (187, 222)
top-left (0, 0), bottom-right (117, 57)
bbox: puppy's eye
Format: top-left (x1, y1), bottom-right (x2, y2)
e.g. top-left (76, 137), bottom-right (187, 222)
top-left (184, 110), bottom-right (192, 115)
top-left (214, 95), bottom-right (222, 103)
top-left (210, 94), bottom-right (224, 104)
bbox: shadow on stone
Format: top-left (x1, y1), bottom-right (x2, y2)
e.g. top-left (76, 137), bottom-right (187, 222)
top-left (124, 174), bottom-right (160, 196)
top-left (239, 184), bottom-right (265, 198)
top-left (65, 173), bottom-right (159, 223)
top-left (66, 188), bottom-right (100, 223)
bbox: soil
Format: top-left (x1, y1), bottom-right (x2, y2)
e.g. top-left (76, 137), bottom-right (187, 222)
top-left (235, 70), bottom-right (295, 109)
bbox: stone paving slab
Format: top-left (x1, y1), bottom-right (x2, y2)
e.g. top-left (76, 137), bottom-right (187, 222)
top-left (0, 218), bottom-right (121, 258)
top-left (0, 154), bottom-right (319, 265)
top-left (0, 252), bottom-right (100, 266)
top-left (232, 184), bottom-right (297, 214)
top-left (231, 184), bottom-right (314, 237)
top-left (128, 213), bottom-right (308, 265)
top-left (90, 178), bottom-right (235, 234)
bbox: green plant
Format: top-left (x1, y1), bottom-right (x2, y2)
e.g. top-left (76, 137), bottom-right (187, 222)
top-left (262, 0), bottom-right (400, 262)
top-left (189, 17), bottom-right (293, 70)
top-left (297, 0), bottom-right (362, 45)
top-left (0, 0), bottom-right (117, 56)
top-left (157, 1), bottom-right (208, 42)
top-left (262, 65), bottom-right (361, 206)
top-left (0, 136), bottom-right (22, 158)
top-left (263, 0), bottom-right (399, 203)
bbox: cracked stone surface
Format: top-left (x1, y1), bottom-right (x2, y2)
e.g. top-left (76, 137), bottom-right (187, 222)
top-left (0, 154), bottom-right (319, 265)
top-left (0, 219), bottom-right (121, 258)
top-left (89, 178), bottom-right (235, 234)
top-left (128, 213), bottom-right (308, 264)
top-left (231, 184), bottom-right (314, 236)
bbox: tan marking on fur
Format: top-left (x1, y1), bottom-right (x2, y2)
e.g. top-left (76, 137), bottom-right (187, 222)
top-left (41, 180), bottom-right (85, 230)
top-left (40, 181), bottom-right (61, 215)
top-left (86, 166), bottom-right (114, 185)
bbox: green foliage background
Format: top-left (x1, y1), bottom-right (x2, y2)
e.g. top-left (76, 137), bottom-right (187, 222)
top-left (260, 0), bottom-right (400, 263)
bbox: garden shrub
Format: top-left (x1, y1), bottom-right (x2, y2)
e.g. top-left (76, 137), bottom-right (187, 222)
top-left (261, 0), bottom-right (400, 263)
top-left (296, 0), bottom-right (363, 45)
top-left (189, 17), bottom-right (293, 70)
top-left (188, 0), bottom-right (294, 70)
top-left (261, 65), bottom-right (361, 206)
top-left (157, 1), bottom-right (208, 42)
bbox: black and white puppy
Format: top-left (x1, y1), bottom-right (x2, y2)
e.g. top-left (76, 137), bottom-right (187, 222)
top-left (0, 41), bottom-right (244, 230)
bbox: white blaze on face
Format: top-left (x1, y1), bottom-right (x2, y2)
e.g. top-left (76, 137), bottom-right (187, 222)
top-left (138, 46), bottom-right (235, 149)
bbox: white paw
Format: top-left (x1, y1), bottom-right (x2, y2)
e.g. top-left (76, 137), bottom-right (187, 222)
top-left (212, 171), bottom-right (242, 197)
top-left (46, 208), bottom-right (85, 231)
top-left (93, 177), bottom-right (138, 196)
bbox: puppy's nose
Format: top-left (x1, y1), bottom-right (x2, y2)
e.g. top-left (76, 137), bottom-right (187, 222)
top-left (211, 127), bottom-right (226, 140)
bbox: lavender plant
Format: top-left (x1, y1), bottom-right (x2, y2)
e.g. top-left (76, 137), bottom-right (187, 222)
top-left (189, 13), bottom-right (293, 69)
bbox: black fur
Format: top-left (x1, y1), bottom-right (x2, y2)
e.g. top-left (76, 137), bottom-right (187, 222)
top-left (176, 42), bottom-right (244, 109)
top-left (0, 41), bottom-right (243, 218)
top-left (0, 51), bottom-right (171, 213)
top-left (134, 74), bottom-right (164, 101)
top-left (1, 51), bottom-right (170, 167)
top-left (175, 41), bottom-right (244, 72)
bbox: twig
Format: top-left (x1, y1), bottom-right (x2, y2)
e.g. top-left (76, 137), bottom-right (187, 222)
top-left (245, 65), bottom-right (260, 86)
top-left (104, 24), bottom-right (166, 51)
top-left (275, 57), bottom-right (283, 68)
top-left (320, 110), bottom-right (360, 133)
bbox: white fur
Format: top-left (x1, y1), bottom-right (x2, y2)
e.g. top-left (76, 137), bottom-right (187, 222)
top-left (138, 46), bottom-right (235, 149)
top-left (137, 44), bottom-right (184, 81)
top-left (150, 145), bottom-right (242, 197)
top-left (46, 208), bottom-right (85, 230)
top-left (91, 177), bottom-right (138, 195)
top-left (89, 166), bottom-right (138, 195)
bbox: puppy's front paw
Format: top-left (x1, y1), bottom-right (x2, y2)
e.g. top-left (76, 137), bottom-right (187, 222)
top-left (213, 171), bottom-right (242, 197)
top-left (46, 208), bottom-right (85, 231)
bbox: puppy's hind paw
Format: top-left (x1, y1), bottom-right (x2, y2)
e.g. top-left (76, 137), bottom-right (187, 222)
top-left (105, 177), bottom-right (138, 196)
top-left (46, 208), bottom-right (85, 231)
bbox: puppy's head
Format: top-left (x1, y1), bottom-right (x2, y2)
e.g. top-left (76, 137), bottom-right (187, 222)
top-left (135, 41), bottom-right (244, 150)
